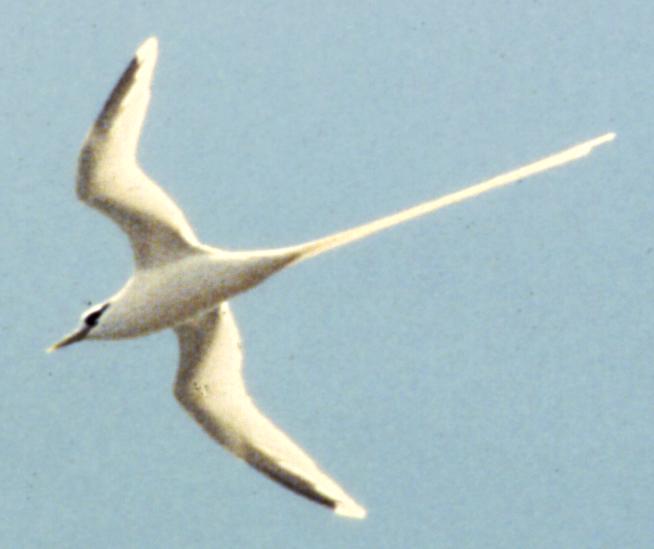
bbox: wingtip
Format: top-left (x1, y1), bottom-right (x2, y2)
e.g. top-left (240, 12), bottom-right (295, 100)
top-left (136, 36), bottom-right (159, 62)
top-left (334, 499), bottom-right (367, 520)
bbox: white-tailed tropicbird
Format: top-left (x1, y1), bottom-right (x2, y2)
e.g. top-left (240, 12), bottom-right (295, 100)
top-left (49, 37), bottom-right (615, 519)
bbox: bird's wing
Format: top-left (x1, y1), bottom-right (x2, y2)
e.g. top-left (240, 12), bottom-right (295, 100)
top-left (77, 37), bottom-right (200, 269)
top-left (173, 303), bottom-right (366, 519)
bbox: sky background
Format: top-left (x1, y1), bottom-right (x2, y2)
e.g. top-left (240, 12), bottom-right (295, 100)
top-left (2, 2), bottom-right (652, 548)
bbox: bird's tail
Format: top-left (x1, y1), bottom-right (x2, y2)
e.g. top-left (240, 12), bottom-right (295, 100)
top-left (286, 132), bottom-right (615, 264)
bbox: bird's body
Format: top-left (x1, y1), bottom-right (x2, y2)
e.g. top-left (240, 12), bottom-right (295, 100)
top-left (50, 36), bottom-right (614, 519)
top-left (89, 247), bottom-right (301, 339)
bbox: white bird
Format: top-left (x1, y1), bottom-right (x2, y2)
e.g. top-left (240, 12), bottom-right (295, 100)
top-left (49, 36), bottom-right (614, 519)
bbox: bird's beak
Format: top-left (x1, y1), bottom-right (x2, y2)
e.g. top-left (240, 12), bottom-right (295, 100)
top-left (47, 326), bottom-right (90, 353)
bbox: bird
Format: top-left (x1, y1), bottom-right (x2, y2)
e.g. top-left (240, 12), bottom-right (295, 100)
top-left (48, 36), bottom-right (614, 519)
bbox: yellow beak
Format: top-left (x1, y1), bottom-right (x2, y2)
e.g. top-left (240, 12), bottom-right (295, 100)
top-left (47, 326), bottom-right (91, 353)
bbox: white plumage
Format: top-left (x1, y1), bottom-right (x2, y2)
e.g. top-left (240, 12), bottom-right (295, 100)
top-left (49, 36), bottom-right (614, 518)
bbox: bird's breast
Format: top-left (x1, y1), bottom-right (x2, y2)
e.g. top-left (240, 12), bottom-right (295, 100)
top-left (99, 249), bottom-right (299, 339)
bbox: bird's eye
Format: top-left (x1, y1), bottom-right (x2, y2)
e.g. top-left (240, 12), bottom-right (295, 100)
top-left (84, 303), bottom-right (110, 327)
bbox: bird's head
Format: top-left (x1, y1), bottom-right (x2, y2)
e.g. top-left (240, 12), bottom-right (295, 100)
top-left (47, 302), bottom-right (111, 352)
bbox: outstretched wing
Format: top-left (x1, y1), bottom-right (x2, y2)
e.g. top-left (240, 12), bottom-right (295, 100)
top-left (77, 37), bottom-right (199, 269)
top-left (173, 303), bottom-right (366, 519)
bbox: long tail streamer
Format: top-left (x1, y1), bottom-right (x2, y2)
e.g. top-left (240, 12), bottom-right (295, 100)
top-left (293, 132), bottom-right (615, 261)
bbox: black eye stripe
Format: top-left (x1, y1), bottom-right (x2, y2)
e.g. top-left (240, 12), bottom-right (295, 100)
top-left (84, 303), bottom-right (110, 327)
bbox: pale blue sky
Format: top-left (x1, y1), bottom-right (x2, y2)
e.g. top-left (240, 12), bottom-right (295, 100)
top-left (2, 2), bottom-right (652, 548)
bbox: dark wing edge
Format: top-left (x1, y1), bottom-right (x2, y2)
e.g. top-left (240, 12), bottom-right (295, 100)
top-left (78, 36), bottom-right (158, 183)
top-left (75, 37), bottom-right (201, 269)
top-left (173, 304), bottom-right (367, 519)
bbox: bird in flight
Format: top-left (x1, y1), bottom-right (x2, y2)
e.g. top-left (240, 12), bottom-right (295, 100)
top-left (49, 36), bottom-right (614, 519)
